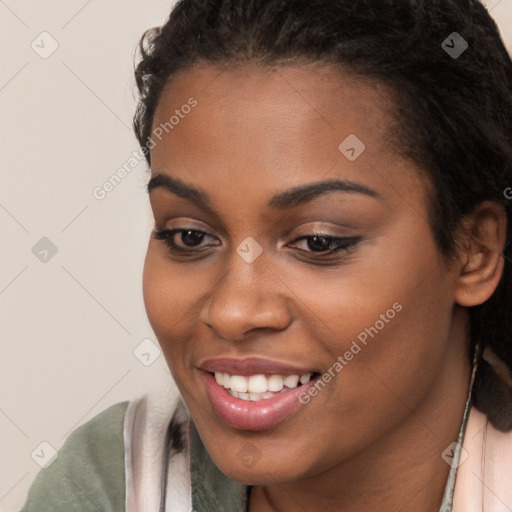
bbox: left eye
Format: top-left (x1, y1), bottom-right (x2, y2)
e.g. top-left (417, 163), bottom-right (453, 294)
top-left (289, 234), bottom-right (361, 254)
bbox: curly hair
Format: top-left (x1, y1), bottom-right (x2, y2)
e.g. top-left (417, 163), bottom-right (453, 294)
top-left (133, 0), bottom-right (512, 430)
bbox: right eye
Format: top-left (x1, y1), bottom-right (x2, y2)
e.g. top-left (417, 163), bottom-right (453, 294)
top-left (152, 228), bottom-right (219, 253)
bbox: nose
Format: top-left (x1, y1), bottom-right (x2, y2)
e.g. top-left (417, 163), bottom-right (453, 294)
top-left (199, 253), bottom-right (292, 341)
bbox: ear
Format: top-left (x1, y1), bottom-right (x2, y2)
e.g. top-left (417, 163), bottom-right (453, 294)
top-left (454, 201), bottom-right (507, 307)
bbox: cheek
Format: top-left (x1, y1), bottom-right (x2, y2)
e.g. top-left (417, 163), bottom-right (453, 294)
top-left (142, 247), bottom-right (189, 344)
top-left (300, 235), bottom-right (454, 401)
top-left (142, 254), bottom-right (190, 390)
top-left (335, 265), bottom-right (454, 424)
top-left (142, 245), bottom-right (215, 374)
top-left (142, 249), bottom-right (169, 332)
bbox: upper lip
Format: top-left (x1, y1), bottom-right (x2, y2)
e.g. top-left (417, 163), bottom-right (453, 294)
top-left (198, 356), bottom-right (318, 376)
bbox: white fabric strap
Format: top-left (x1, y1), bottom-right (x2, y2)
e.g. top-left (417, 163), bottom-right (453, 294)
top-left (483, 418), bottom-right (512, 511)
top-left (453, 407), bottom-right (512, 512)
top-left (124, 380), bottom-right (192, 512)
top-left (452, 407), bottom-right (487, 511)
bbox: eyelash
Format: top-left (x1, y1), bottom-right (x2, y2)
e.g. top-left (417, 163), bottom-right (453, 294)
top-left (152, 227), bottom-right (362, 259)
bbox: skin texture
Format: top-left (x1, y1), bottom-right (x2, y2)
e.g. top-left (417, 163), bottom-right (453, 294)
top-left (143, 63), bottom-right (506, 512)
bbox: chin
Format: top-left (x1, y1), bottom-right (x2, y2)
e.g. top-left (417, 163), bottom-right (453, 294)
top-left (219, 460), bottom-right (303, 486)
top-left (203, 437), bottom-right (314, 485)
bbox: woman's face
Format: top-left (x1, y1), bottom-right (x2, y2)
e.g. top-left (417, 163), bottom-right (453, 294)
top-left (143, 64), bottom-right (469, 484)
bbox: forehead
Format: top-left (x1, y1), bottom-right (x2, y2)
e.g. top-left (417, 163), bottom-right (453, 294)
top-left (149, 63), bottom-right (428, 215)
top-left (152, 63), bottom-right (395, 154)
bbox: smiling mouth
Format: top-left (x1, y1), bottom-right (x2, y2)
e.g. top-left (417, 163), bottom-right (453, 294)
top-left (210, 371), bottom-right (321, 402)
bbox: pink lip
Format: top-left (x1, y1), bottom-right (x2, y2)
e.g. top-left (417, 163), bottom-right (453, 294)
top-left (198, 356), bottom-right (317, 376)
top-left (201, 371), bottom-right (319, 431)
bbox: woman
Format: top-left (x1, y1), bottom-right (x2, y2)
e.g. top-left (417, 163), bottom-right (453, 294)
top-left (21, 0), bottom-right (512, 510)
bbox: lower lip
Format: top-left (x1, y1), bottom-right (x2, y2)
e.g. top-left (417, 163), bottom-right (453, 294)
top-left (201, 371), bottom-right (318, 431)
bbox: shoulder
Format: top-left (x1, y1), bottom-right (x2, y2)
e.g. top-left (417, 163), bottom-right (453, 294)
top-left (21, 401), bottom-right (129, 512)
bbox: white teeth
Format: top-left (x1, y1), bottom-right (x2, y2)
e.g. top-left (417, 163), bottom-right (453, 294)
top-left (248, 375), bottom-right (268, 394)
top-left (267, 375), bottom-right (284, 392)
top-left (283, 375), bottom-right (300, 388)
top-left (300, 373), bottom-right (311, 384)
top-left (227, 390), bottom-right (276, 401)
top-left (230, 375), bottom-right (248, 393)
top-left (214, 371), bottom-right (314, 397)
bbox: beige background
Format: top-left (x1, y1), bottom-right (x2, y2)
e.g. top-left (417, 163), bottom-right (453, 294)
top-left (1, 1), bottom-right (511, 510)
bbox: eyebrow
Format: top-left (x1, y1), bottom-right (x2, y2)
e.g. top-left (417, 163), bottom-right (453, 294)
top-left (147, 172), bottom-right (380, 213)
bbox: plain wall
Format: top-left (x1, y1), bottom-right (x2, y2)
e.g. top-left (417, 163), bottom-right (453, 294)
top-left (1, 1), bottom-right (511, 510)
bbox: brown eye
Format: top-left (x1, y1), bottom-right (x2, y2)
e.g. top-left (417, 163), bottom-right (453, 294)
top-left (178, 229), bottom-right (206, 248)
top-left (305, 235), bottom-right (336, 252)
top-left (153, 228), bottom-right (218, 252)
top-left (290, 234), bottom-right (362, 254)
